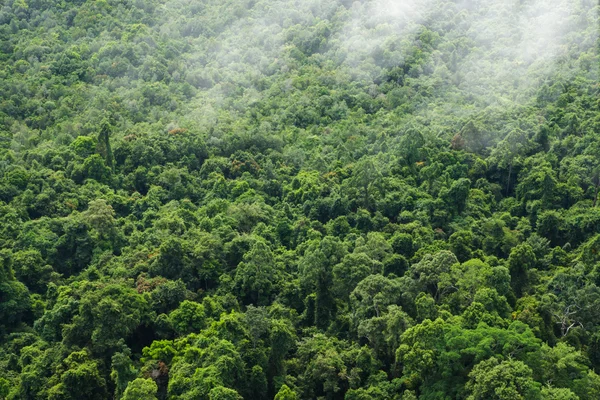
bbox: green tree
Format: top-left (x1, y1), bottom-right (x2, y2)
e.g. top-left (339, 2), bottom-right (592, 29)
top-left (96, 120), bottom-right (114, 170)
top-left (508, 243), bottom-right (536, 297)
top-left (299, 237), bottom-right (347, 328)
top-left (0, 249), bottom-right (31, 333)
top-left (466, 358), bottom-right (541, 400)
top-left (209, 386), bottom-right (243, 400)
top-left (47, 350), bottom-right (108, 400)
top-left (82, 198), bottom-right (116, 241)
top-left (350, 158), bottom-right (383, 210)
top-left (489, 129), bottom-right (529, 196)
top-left (55, 283), bottom-right (152, 355)
top-left (274, 384), bottom-right (298, 400)
top-left (169, 300), bottom-right (206, 335)
top-left (440, 178), bottom-right (471, 215)
top-left (111, 347), bottom-right (138, 399)
top-left (408, 250), bottom-right (458, 301)
top-left (122, 378), bottom-right (159, 400)
top-left (234, 241), bottom-right (277, 305)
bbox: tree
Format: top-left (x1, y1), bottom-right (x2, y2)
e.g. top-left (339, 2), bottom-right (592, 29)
top-left (535, 342), bottom-right (600, 399)
top-left (446, 259), bottom-right (494, 311)
top-left (508, 243), bottom-right (536, 297)
top-left (356, 304), bottom-right (412, 365)
top-left (96, 120), bottom-right (114, 170)
top-left (244, 305), bottom-right (270, 349)
top-left (516, 164), bottom-right (558, 209)
top-left (296, 334), bottom-right (350, 399)
top-left (459, 120), bottom-right (486, 154)
top-left (47, 350), bottom-right (108, 400)
top-left (122, 378), bottom-right (158, 400)
top-left (247, 366), bottom-right (268, 400)
top-left (111, 347), bottom-right (138, 399)
top-left (0, 249), bottom-right (31, 333)
top-left (333, 253), bottom-right (374, 302)
top-left (77, 154), bottom-right (112, 183)
top-left (449, 231), bottom-right (474, 262)
top-left (82, 198), bottom-right (115, 240)
top-left (440, 178), bottom-right (471, 215)
top-left (299, 237), bottom-right (347, 328)
top-left (399, 128), bottom-right (425, 170)
top-left (350, 274), bottom-right (402, 322)
top-left (540, 387), bottom-right (578, 400)
top-left (12, 249), bottom-right (53, 293)
top-left (57, 283), bottom-right (152, 355)
top-left (408, 250), bottom-right (458, 301)
top-left (208, 386), bottom-right (243, 400)
top-left (350, 158), bottom-right (383, 210)
top-left (536, 210), bottom-right (564, 246)
top-left (274, 384), bottom-right (298, 400)
top-left (397, 319), bottom-right (542, 397)
top-left (234, 241), bottom-right (277, 305)
top-left (389, 233), bottom-right (414, 258)
top-left (466, 358), bottom-right (541, 400)
top-left (0, 378), bottom-right (9, 399)
top-left (489, 129), bottom-right (529, 196)
top-left (169, 300), bottom-right (206, 335)
top-left (268, 318), bottom-right (296, 391)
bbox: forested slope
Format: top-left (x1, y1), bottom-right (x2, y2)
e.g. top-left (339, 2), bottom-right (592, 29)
top-left (0, 0), bottom-right (599, 398)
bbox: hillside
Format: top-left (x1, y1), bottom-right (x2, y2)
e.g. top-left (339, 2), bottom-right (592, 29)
top-left (0, 0), bottom-right (599, 398)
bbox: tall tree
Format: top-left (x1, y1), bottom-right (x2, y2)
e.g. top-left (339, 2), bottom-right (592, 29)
top-left (96, 119), bottom-right (114, 170)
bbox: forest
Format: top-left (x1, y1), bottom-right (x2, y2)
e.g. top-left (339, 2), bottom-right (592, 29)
top-left (0, 0), bottom-right (599, 398)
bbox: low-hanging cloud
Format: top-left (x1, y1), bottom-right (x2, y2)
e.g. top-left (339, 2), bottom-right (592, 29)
top-left (333, 0), bottom-right (597, 105)
top-left (153, 0), bottom-right (598, 134)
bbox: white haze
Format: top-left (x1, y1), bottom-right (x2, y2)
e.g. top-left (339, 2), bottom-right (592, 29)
top-left (336, 0), bottom-right (596, 103)
top-left (154, 0), bottom-right (598, 130)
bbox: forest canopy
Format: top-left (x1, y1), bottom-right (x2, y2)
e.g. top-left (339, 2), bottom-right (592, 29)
top-left (0, 0), bottom-right (599, 399)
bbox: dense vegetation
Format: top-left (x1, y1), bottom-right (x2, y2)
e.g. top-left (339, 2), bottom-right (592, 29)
top-left (0, 0), bottom-right (599, 398)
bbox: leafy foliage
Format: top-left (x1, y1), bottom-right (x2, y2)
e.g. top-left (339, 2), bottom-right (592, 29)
top-left (0, 0), bottom-right (598, 398)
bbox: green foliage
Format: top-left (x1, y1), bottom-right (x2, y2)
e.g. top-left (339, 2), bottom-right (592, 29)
top-left (47, 349), bottom-right (108, 400)
top-left (0, 0), bottom-right (598, 398)
top-left (0, 250), bottom-right (32, 334)
top-left (122, 378), bottom-right (158, 400)
top-left (170, 300), bottom-right (206, 335)
top-left (274, 385), bottom-right (297, 400)
top-left (466, 357), bottom-right (541, 400)
top-left (208, 386), bottom-right (243, 400)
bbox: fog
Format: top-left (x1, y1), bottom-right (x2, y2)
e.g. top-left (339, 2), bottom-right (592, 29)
top-left (152, 0), bottom-right (598, 134)
top-left (336, 0), bottom-right (596, 103)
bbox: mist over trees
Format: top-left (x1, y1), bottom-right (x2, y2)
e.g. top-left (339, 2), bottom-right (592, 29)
top-left (0, 0), bottom-right (599, 398)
